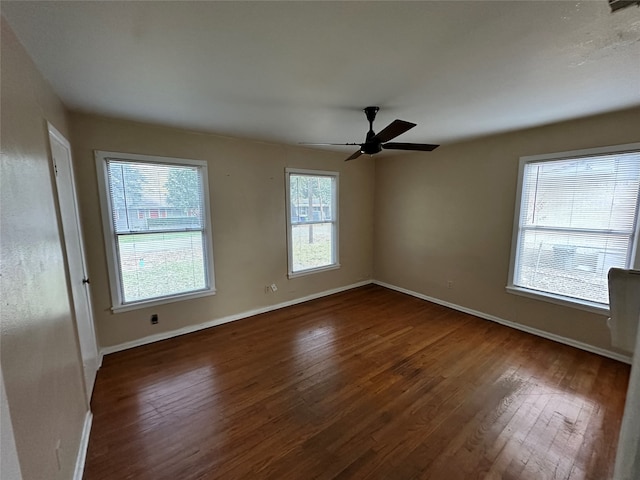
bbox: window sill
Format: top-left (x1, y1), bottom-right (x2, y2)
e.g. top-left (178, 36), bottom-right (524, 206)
top-left (506, 285), bottom-right (609, 315)
top-left (288, 264), bottom-right (341, 279)
top-left (111, 288), bottom-right (216, 313)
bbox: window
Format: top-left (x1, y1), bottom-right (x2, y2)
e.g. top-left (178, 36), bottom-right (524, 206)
top-left (508, 144), bottom-right (640, 312)
top-left (95, 151), bottom-right (215, 312)
top-left (286, 169), bottom-right (339, 277)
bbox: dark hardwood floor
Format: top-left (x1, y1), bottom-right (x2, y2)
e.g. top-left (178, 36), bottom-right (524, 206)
top-left (84, 285), bottom-right (629, 480)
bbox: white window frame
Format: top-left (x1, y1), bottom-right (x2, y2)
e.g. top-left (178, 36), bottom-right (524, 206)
top-left (95, 151), bottom-right (216, 312)
top-left (507, 143), bottom-right (640, 314)
top-left (285, 168), bottom-right (340, 278)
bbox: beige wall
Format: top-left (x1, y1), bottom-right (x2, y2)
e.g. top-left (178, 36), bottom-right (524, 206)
top-left (1, 5), bottom-right (637, 478)
top-left (69, 113), bottom-right (375, 348)
top-left (0, 17), bottom-right (88, 480)
top-left (374, 107), bottom-right (640, 355)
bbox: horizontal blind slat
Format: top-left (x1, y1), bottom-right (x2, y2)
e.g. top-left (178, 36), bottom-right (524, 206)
top-left (107, 160), bottom-right (205, 234)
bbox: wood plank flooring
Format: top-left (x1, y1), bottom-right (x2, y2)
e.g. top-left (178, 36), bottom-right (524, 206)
top-left (84, 285), bottom-right (629, 480)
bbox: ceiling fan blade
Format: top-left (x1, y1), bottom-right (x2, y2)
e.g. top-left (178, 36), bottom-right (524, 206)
top-left (299, 142), bottom-right (360, 146)
top-left (345, 149), bottom-right (363, 161)
top-left (382, 142), bottom-right (440, 152)
top-left (371, 120), bottom-right (416, 143)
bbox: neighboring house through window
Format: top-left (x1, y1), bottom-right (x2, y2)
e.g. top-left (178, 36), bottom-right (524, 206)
top-left (508, 143), bottom-right (640, 312)
top-left (95, 151), bottom-right (215, 312)
top-left (286, 168), bottom-right (339, 277)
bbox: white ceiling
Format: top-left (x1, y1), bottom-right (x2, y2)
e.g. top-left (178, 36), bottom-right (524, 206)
top-left (3, 1), bottom-right (640, 150)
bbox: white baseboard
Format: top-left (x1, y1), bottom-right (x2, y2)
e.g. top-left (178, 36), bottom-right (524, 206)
top-left (101, 280), bottom-right (373, 356)
top-left (373, 280), bottom-right (632, 365)
top-left (100, 278), bottom-right (631, 365)
top-left (73, 411), bottom-right (92, 480)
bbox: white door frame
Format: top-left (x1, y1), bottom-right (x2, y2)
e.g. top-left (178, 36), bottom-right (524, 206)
top-left (47, 122), bottom-right (99, 401)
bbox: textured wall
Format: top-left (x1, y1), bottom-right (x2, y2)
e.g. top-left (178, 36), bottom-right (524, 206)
top-left (0, 18), bottom-right (88, 480)
top-left (69, 113), bottom-right (375, 348)
top-left (374, 107), bottom-right (640, 355)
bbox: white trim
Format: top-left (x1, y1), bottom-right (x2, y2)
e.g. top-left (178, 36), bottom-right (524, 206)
top-left (373, 280), bottom-right (632, 365)
top-left (94, 150), bottom-right (216, 310)
top-left (284, 167), bottom-right (340, 177)
top-left (94, 153), bottom-right (121, 306)
top-left (101, 280), bottom-right (371, 355)
top-left (285, 168), bottom-right (340, 277)
top-left (506, 285), bottom-right (608, 315)
top-left (111, 288), bottom-right (217, 313)
top-left (94, 150), bottom-right (209, 167)
top-left (507, 152), bottom-right (527, 289)
top-left (288, 263), bottom-right (341, 279)
top-left (48, 122), bottom-right (100, 402)
top-left (73, 411), bottom-right (93, 480)
top-left (520, 143), bottom-right (640, 163)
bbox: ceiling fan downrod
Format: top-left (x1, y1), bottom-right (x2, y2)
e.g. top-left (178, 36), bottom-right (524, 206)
top-left (362, 106), bottom-right (382, 154)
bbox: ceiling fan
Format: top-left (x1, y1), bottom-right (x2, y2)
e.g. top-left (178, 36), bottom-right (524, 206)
top-left (302, 106), bottom-right (439, 161)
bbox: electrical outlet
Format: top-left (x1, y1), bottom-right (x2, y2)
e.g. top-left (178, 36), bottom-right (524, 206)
top-left (151, 314), bottom-right (159, 325)
top-left (447, 280), bottom-right (454, 289)
top-left (270, 283), bottom-right (278, 292)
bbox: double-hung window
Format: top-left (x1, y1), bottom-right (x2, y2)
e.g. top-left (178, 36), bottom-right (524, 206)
top-left (508, 144), bottom-right (640, 312)
top-left (95, 151), bottom-right (215, 311)
top-left (286, 169), bottom-right (339, 277)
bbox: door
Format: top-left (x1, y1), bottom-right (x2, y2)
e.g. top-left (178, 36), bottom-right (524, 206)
top-left (48, 122), bottom-right (99, 401)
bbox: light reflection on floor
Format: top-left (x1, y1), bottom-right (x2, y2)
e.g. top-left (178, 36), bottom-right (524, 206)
top-left (293, 323), bottom-right (336, 363)
top-left (479, 365), bottom-right (604, 479)
top-left (292, 322), bottom-right (341, 409)
top-left (134, 364), bottom-right (217, 462)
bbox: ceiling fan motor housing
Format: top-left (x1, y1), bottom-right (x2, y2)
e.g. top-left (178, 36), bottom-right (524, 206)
top-left (361, 142), bottom-right (383, 155)
top-left (364, 106), bottom-right (380, 123)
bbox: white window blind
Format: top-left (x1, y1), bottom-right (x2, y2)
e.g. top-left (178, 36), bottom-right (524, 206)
top-left (286, 169), bottom-right (339, 277)
top-left (96, 152), bottom-right (215, 310)
top-left (511, 148), bottom-right (640, 307)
